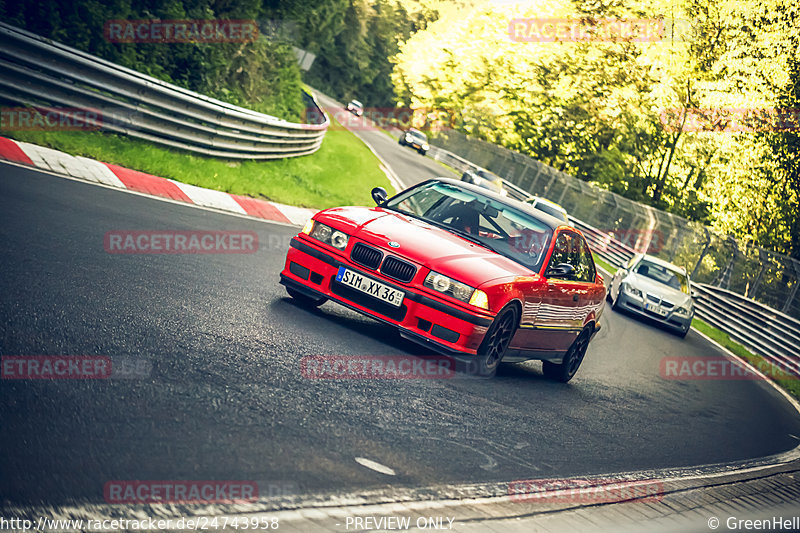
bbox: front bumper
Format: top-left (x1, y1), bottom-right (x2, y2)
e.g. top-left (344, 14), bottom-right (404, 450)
top-left (616, 291), bottom-right (692, 332)
top-left (280, 237), bottom-right (494, 356)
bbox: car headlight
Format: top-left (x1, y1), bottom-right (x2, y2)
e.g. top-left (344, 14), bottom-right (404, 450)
top-left (309, 222), bottom-right (349, 250)
top-left (425, 271), bottom-right (478, 304)
top-left (422, 143), bottom-right (429, 150)
top-left (624, 284), bottom-right (642, 298)
top-left (673, 306), bottom-right (692, 317)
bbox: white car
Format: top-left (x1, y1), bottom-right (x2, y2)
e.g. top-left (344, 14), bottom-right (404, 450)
top-left (526, 196), bottom-right (568, 223)
top-left (607, 254), bottom-right (695, 337)
top-left (346, 100), bottom-right (363, 116)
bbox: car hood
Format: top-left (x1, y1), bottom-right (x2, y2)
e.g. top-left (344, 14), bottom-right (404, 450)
top-left (626, 273), bottom-right (692, 307)
top-left (316, 206), bottom-right (533, 287)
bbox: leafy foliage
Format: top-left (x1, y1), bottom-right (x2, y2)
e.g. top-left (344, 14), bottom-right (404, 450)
top-left (392, 0), bottom-right (800, 259)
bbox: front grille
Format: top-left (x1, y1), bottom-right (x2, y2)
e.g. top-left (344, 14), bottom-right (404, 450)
top-left (381, 256), bottom-right (417, 283)
top-left (646, 293), bottom-right (674, 308)
top-left (351, 242), bottom-right (382, 270)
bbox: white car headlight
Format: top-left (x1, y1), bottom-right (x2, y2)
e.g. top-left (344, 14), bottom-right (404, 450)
top-left (673, 306), bottom-right (692, 317)
top-left (309, 222), bottom-right (350, 250)
top-left (425, 271), bottom-right (477, 304)
top-left (624, 284), bottom-right (642, 298)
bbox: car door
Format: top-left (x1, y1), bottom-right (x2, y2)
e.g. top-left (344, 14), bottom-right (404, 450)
top-left (573, 233), bottom-right (604, 325)
top-left (537, 230), bottom-right (584, 352)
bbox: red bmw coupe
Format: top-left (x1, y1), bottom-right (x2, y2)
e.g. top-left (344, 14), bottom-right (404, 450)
top-left (280, 178), bottom-right (606, 381)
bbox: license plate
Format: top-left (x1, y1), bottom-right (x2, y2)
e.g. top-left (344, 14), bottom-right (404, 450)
top-left (336, 267), bottom-right (404, 308)
top-left (645, 303), bottom-right (667, 316)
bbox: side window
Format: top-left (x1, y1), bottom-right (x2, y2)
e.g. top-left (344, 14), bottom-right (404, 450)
top-left (548, 232), bottom-right (572, 269)
top-left (575, 236), bottom-right (596, 282)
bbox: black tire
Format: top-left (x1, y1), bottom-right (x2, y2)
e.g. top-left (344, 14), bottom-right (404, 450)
top-left (419, 149), bottom-right (428, 156)
top-left (542, 327), bottom-right (592, 383)
top-left (398, 138), bottom-right (404, 146)
top-left (286, 287), bottom-right (327, 308)
top-left (473, 306), bottom-right (518, 377)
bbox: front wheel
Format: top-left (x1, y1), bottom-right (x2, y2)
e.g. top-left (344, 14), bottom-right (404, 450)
top-left (473, 306), bottom-right (518, 377)
top-left (542, 328), bottom-right (591, 383)
top-left (286, 287), bottom-right (327, 308)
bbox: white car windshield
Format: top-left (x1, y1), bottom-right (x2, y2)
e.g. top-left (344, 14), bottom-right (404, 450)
top-left (635, 260), bottom-right (689, 294)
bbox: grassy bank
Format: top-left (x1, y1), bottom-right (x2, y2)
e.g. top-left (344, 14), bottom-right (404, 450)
top-left (0, 113), bottom-right (392, 209)
top-left (594, 256), bottom-right (799, 399)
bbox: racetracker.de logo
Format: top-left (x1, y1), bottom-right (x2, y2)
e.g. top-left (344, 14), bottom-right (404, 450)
top-left (104, 19), bottom-right (258, 43)
top-left (660, 107), bottom-right (800, 133)
top-left (660, 356), bottom-right (800, 380)
top-left (1, 356), bottom-right (111, 379)
top-left (301, 355), bottom-right (457, 379)
top-left (104, 481), bottom-right (258, 504)
top-left (104, 231), bottom-right (258, 254)
top-left (508, 18), bottom-right (676, 42)
top-left (1, 107), bottom-right (102, 131)
top-left (508, 478), bottom-right (663, 503)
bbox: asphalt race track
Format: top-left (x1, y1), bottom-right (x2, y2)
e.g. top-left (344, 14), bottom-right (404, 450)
top-left (1, 142), bottom-right (800, 509)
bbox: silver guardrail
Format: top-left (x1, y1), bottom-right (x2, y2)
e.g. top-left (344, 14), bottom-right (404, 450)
top-left (430, 142), bottom-right (800, 373)
top-left (0, 22), bottom-right (328, 159)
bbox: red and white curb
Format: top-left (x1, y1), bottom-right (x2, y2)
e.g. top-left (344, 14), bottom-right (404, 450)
top-left (0, 136), bottom-right (316, 226)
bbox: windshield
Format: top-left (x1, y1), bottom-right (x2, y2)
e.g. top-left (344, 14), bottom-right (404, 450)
top-left (407, 130), bottom-right (427, 141)
top-left (635, 260), bottom-right (690, 294)
top-left (386, 181), bottom-right (553, 272)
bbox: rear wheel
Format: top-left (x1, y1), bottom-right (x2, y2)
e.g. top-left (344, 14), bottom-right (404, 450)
top-left (286, 287), bottom-right (327, 308)
top-left (542, 327), bottom-right (591, 383)
top-left (474, 306), bottom-right (518, 377)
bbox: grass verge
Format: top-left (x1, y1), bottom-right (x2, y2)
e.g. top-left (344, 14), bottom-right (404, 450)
top-left (594, 255), bottom-right (800, 400)
top-left (0, 113), bottom-right (391, 210)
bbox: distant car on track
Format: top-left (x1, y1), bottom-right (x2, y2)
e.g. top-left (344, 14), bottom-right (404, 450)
top-left (607, 254), bottom-right (695, 337)
top-left (280, 178), bottom-right (606, 381)
top-left (346, 100), bottom-right (363, 116)
top-left (461, 169), bottom-right (531, 202)
top-left (526, 196), bottom-right (569, 223)
top-left (398, 128), bottom-right (429, 155)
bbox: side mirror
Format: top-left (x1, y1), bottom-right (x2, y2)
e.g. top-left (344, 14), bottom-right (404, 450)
top-left (371, 187), bottom-right (388, 205)
top-left (546, 263), bottom-right (576, 280)
top-left (690, 288), bottom-right (699, 299)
